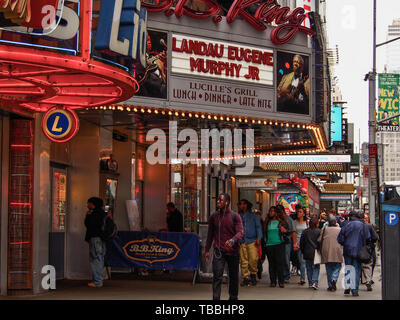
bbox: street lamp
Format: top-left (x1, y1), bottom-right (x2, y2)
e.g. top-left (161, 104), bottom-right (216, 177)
top-left (365, 0), bottom-right (400, 226)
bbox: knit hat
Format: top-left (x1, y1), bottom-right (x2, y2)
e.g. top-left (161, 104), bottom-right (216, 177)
top-left (87, 197), bottom-right (103, 209)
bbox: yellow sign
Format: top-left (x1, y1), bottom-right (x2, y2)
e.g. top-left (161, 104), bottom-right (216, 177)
top-left (0, 0), bottom-right (31, 24)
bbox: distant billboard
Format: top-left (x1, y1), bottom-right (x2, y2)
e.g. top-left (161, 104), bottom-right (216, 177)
top-left (330, 106), bottom-right (343, 144)
top-left (378, 73), bottom-right (400, 132)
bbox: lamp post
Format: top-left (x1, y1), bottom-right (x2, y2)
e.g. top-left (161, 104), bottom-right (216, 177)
top-left (366, 0), bottom-right (377, 226)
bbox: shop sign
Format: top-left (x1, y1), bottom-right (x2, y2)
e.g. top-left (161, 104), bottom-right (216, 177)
top-left (236, 178), bottom-right (277, 189)
top-left (122, 236), bottom-right (180, 264)
top-left (41, 107), bottom-right (79, 143)
top-left (308, 180), bottom-right (319, 204)
top-left (142, 0), bottom-right (315, 45)
top-left (320, 194), bottom-right (352, 201)
top-left (170, 76), bottom-right (273, 112)
top-left (172, 34), bottom-right (273, 85)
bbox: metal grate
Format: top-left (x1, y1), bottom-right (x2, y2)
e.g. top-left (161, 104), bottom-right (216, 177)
top-left (8, 119), bottom-right (34, 291)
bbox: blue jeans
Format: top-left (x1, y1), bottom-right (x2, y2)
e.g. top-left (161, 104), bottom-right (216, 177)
top-left (305, 260), bottom-right (320, 285)
top-left (325, 262), bottom-right (342, 286)
top-left (284, 240), bottom-right (292, 280)
top-left (89, 237), bottom-right (106, 286)
top-left (297, 250), bottom-right (306, 281)
top-left (344, 256), bottom-right (361, 294)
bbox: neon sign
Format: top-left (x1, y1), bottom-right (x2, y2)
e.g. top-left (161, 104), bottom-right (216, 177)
top-left (95, 0), bottom-right (147, 67)
top-left (142, 0), bottom-right (315, 45)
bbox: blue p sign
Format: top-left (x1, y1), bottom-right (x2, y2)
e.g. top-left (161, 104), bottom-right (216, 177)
top-left (385, 212), bottom-right (399, 226)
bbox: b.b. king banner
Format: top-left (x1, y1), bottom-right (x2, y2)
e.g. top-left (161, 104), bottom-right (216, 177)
top-left (378, 73), bottom-right (400, 132)
top-left (105, 231), bottom-right (199, 270)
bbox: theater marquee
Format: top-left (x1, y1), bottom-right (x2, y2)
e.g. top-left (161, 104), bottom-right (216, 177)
top-left (171, 34), bottom-right (274, 86)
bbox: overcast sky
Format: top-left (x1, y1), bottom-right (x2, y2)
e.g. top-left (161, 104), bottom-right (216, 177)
top-left (325, 0), bottom-right (400, 152)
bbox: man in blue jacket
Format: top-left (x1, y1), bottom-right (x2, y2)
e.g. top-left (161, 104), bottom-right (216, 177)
top-left (238, 199), bottom-right (263, 286)
top-left (337, 210), bottom-right (371, 297)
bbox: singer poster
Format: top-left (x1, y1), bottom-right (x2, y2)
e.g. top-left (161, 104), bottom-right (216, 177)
top-left (276, 51), bottom-right (310, 115)
top-left (135, 30), bottom-right (168, 99)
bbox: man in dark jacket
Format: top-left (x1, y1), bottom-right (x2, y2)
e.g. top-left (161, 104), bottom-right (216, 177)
top-left (205, 193), bottom-right (244, 300)
top-left (166, 202), bottom-right (184, 232)
top-left (85, 197), bottom-right (107, 288)
top-left (337, 210), bottom-right (371, 297)
top-left (238, 199), bottom-right (262, 286)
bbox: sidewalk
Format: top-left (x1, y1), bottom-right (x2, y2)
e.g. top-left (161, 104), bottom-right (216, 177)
top-left (1, 263), bottom-right (381, 300)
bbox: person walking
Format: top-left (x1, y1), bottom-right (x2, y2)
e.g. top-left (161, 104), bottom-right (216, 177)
top-left (238, 199), bottom-right (263, 286)
top-left (337, 210), bottom-right (371, 297)
top-left (277, 204), bottom-right (296, 283)
top-left (204, 193), bottom-right (244, 300)
top-left (318, 215), bottom-right (343, 292)
top-left (318, 210), bottom-right (327, 229)
top-left (166, 202), bottom-right (184, 232)
top-left (360, 214), bottom-right (379, 292)
top-left (255, 210), bottom-right (265, 280)
top-left (300, 215), bottom-right (321, 289)
top-left (85, 197), bottom-right (107, 288)
top-left (264, 206), bottom-right (290, 288)
top-left (293, 204), bottom-right (308, 285)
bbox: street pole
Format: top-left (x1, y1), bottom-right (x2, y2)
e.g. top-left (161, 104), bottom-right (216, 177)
top-left (368, 0), bottom-right (377, 226)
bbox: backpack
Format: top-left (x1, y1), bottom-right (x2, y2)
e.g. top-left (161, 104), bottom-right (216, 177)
top-left (100, 214), bottom-right (118, 241)
top-left (210, 210), bottom-right (238, 226)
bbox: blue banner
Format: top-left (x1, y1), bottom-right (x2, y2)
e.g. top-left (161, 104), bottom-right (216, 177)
top-left (105, 231), bottom-right (199, 270)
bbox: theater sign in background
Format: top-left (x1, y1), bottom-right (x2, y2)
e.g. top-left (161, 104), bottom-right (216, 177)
top-left (378, 73), bottom-right (400, 132)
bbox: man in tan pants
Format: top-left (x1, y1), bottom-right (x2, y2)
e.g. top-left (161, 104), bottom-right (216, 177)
top-left (238, 199), bottom-right (263, 286)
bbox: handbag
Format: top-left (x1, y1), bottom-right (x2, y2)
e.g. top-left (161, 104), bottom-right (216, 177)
top-left (357, 224), bottom-right (372, 264)
top-left (313, 249), bottom-right (322, 265)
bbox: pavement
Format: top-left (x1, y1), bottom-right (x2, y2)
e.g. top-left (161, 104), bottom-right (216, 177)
top-left (1, 261), bottom-right (382, 300)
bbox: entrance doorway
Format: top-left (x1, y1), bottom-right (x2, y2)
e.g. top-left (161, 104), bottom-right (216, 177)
top-left (49, 166), bottom-right (68, 279)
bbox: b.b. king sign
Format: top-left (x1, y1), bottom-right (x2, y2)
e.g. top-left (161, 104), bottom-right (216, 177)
top-left (172, 34), bottom-right (273, 85)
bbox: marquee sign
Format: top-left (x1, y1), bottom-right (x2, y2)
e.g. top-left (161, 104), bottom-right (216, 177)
top-left (142, 0), bottom-right (315, 45)
top-left (172, 34), bottom-right (273, 85)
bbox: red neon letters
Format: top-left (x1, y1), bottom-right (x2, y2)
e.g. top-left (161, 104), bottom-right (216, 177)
top-left (142, 0), bottom-right (315, 45)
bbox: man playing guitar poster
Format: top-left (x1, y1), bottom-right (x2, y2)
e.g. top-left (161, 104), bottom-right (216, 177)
top-left (277, 54), bottom-right (310, 115)
top-left (136, 32), bottom-right (167, 99)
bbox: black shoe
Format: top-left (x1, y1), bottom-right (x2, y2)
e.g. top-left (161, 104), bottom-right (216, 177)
top-left (331, 280), bottom-right (337, 291)
top-left (352, 292), bottom-right (359, 297)
top-left (327, 287), bottom-right (333, 292)
top-left (250, 274), bottom-right (257, 286)
top-left (344, 289), bottom-right (351, 295)
top-left (241, 278), bottom-right (250, 287)
top-left (270, 283), bottom-right (277, 287)
top-left (279, 283), bottom-right (285, 288)
top-left (366, 284), bottom-right (372, 291)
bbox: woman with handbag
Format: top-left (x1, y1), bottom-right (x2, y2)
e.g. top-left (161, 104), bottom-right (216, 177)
top-left (318, 215), bottom-right (343, 292)
top-left (264, 206), bottom-right (290, 288)
top-left (300, 215), bottom-right (321, 289)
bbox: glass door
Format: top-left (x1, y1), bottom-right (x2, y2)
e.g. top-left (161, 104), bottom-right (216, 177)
top-left (50, 167), bottom-right (68, 279)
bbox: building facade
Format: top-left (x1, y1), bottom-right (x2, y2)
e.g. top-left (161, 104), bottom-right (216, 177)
top-left (0, 0), bottom-right (332, 295)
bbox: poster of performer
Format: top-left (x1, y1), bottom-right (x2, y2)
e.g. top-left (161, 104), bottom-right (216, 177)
top-left (276, 52), bottom-right (310, 115)
top-left (135, 30), bottom-right (168, 99)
